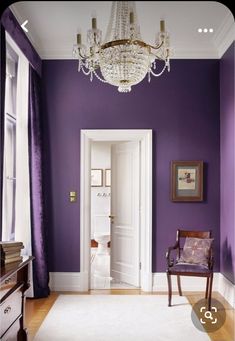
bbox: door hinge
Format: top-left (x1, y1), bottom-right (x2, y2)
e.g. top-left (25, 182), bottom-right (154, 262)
top-left (139, 262), bottom-right (141, 270)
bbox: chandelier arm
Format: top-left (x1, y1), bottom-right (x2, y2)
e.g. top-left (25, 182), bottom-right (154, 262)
top-left (78, 48), bottom-right (95, 61)
top-left (147, 41), bottom-right (164, 50)
top-left (78, 50), bottom-right (88, 60)
top-left (101, 39), bottom-right (163, 50)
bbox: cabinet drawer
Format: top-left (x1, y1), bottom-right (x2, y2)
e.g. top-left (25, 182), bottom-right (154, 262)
top-left (0, 318), bottom-right (20, 341)
top-left (0, 274), bottom-right (17, 301)
top-left (0, 288), bottom-right (22, 338)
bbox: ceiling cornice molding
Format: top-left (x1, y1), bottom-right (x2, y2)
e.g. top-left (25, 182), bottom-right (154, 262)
top-left (213, 12), bottom-right (235, 58)
top-left (10, 2), bottom-right (232, 61)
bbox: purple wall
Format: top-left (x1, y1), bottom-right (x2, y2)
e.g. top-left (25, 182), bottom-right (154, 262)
top-left (42, 59), bottom-right (220, 273)
top-left (220, 42), bottom-right (235, 284)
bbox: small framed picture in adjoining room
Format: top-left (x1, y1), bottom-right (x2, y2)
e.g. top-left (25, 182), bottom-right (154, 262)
top-left (91, 169), bottom-right (103, 187)
top-left (105, 169), bottom-right (111, 187)
top-left (171, 161), bottom-right (203, 202)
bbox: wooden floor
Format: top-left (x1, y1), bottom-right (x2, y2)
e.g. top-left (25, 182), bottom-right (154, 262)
top-left (25, 290), bottom-right (234, 341)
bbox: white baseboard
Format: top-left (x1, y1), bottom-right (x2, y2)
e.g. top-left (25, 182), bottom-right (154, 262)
top-left (49, 271), bottom-right (235, 308)
top-left (152, 272), bottom-right (235, 308)
top-left (49, 272), bottom-right (82, 291)
top-left (141, 271), bottom-right (153, 292)
top-left (218, 273), bottom-right (235, 308)
top-left (49, 271), bottom-right (153, 292)
top-left (152, 272), bottom-right (220, 292)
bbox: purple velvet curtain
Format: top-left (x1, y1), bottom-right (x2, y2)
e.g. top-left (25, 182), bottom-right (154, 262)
top-left (1, 8), bottom-right (42, 76)
top-left (28, 65), bottom-right (50, 298)
top-left (0, 24), bottom-right (6, 239)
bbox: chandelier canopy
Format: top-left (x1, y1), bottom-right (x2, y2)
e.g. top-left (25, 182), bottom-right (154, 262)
top-left (73, 1), bottom-right (171, 92)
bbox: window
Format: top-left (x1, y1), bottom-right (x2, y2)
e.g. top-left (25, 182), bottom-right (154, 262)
top-left (2, 44), bottom-right (18, 241)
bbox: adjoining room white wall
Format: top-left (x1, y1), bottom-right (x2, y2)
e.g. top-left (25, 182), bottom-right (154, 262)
top-left (91, 142), bottom-right (111, 238)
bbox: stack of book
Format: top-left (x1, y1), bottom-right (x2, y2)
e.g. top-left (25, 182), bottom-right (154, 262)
top-left (0, 241), bottom-right (24, 265)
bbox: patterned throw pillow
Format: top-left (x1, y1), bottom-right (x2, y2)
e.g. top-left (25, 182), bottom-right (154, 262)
top-left (178, 237), bottom-right (213, 266)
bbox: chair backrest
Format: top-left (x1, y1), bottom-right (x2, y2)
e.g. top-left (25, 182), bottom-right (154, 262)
top-left (177, 229), bottom-right (211, 240)
top-left (176, 229), bottom-right (212, 252)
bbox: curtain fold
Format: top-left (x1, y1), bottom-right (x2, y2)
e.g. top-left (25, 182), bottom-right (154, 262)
top-left (0, 25), bottom-right (6, 239)
top-left (28, 65), bottom-right (50, 298)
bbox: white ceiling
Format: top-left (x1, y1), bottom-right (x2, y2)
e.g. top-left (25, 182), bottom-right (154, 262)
top-left (10, 1), bottom-right (235, 59)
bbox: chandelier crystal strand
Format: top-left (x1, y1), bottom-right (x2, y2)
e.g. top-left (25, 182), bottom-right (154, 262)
top-left (93, 70), bottom-right (108, 83)
top-left (73, 1), bottom-right (171, 92)
top-left (104, 2), bottom-right (116, 42)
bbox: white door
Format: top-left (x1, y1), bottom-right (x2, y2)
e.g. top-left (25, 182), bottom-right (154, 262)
top-left (110, 141), bottom-right (140, 287)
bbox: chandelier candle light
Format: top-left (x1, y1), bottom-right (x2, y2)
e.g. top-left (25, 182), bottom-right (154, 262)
top-left (73, 1), bottom-right (170, 92)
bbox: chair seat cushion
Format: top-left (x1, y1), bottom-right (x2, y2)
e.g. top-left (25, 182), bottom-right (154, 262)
top-left (169, 262), bottom-right (211, 273)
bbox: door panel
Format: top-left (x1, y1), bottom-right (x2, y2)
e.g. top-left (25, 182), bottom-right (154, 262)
top-left (111, 141), bottom-right (140, 287)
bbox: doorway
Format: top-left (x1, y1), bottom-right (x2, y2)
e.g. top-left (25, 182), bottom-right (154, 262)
top-left (90, 141), bottom-right (140, 289)
top-left (80, 130), bottom-right (152, 291)
top-left (90, 142), bottom-right (112, 289)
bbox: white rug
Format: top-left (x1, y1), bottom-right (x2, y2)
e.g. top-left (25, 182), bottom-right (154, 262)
top-left (34, 295), bottom-right (210, 341)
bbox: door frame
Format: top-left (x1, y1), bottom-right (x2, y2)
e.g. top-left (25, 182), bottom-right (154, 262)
top-left (80, 129), bottom-right (152, 291)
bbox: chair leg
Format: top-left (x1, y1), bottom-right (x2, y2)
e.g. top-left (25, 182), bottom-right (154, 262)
top-left (208, 273), bottom-right (213, 311)
top-left (167, 273), bottom-right (172, 306)
top-left (177, 275), bottom-right (182, 296)
top-left (205, 277), bottom-right (209, 299)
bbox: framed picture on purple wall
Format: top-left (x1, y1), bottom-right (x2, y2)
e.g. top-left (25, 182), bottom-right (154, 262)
top-left (171, 161), bottom-right (203, 202)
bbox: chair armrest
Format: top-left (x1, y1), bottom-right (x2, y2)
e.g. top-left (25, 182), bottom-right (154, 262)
top-left (166, 242), bottom-right (179, 268)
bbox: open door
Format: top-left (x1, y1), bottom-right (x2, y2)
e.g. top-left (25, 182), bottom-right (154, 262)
top-left (110, 141), bottom-right (140, 287)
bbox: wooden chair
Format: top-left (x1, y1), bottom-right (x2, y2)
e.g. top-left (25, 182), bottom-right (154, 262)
top-left (166, 229), bottom-right (214, 310)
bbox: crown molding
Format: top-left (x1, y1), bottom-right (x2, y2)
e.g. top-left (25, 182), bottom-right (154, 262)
top-left (10, 3), bottom-right (232, 60)
top-left (170, 48), bottom-right (219, 59)
top-left (213, 12), bottom-right (235, 58)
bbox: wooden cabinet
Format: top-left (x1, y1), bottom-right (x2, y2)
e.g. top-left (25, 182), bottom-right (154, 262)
top-left (0, 257), bottom-right (33, 341)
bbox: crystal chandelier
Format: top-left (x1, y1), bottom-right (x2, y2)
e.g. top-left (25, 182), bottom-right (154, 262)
top-left (73, 1), bottom-right (170, 92)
